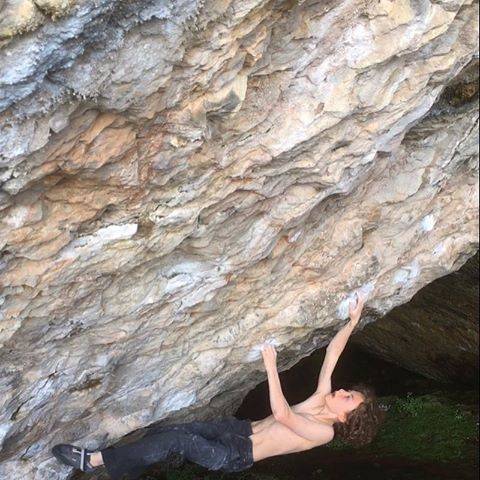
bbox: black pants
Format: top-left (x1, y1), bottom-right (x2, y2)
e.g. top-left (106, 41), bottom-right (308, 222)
top-left (100, 416), bottom-right (254, 480)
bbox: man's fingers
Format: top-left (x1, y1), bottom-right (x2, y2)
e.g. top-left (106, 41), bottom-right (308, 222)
top-left (349, 298), bottom-right (358, 312)
top-left (262, 344), bottom-right (276, 351)
top-left (357, 296), bottom-right (365, 310)
top-left (261, 344), bottom-right (277, 362)
top-left (350, 292), bottom-right (365, 308)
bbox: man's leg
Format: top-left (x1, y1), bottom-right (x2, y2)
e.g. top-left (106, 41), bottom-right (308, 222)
top-left (99, 430), bottom-right (230, 479)
top-left (88, 417), bottom-right (245, 468)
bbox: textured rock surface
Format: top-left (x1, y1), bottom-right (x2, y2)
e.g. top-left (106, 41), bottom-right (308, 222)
top-left (353, 251), bottom-right (479, 384)
top-left (0, 1), bottom-right (479, 479)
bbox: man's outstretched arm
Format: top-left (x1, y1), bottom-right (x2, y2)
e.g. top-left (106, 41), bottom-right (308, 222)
top-left (316, 293), bottom-right (365, 396)
top-left (261, 345), bottom-right (290, 419)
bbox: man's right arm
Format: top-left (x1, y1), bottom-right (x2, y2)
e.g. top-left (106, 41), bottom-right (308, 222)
top-left (316, 294), bottom-right (365, 395)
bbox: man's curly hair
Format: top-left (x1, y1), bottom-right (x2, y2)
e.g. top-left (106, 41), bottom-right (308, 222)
top-left (333, 384), bottom-right (386, 447)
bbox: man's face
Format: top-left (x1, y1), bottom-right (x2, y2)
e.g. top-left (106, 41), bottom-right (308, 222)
top-left (325, 389), bottom-right (365, 420)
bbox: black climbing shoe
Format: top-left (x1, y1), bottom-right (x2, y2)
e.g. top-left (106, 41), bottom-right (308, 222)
top-left (51, 444), bottom-right (98, 473)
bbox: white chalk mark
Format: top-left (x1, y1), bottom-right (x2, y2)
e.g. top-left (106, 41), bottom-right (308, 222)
top-left (358, 281), bottom-right (375, 298)
top-left (393, 269), bottom-right (409, 284)
top-left (433, 242), bottom-right (446, 257)
top-left (420, 214), bottom-right (435, 232)
top-left (394, 259), bottom-right (421, 286)
top-left (245, 337), bottom-right (280, 362)
top-left (3, 206), bottom-right (29, 228)
top-left (288, 230), bottom-right (302, 243)
top-left (337, 281), bottom-right (376, 319)
top-left (0, 422), bottom-right (12, 447)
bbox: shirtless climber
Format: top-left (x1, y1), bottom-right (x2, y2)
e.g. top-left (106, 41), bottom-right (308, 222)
top-left (52, 293), bottom-right (384, 479)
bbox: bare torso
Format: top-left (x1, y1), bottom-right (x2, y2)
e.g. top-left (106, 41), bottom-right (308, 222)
top-left (247, 391), bottom-right (334, 462)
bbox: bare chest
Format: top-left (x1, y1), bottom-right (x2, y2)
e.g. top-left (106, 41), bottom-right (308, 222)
top-left (250, 393), bottom-right (327, 461)
top-left (250, 417), bottom-right (315, 461)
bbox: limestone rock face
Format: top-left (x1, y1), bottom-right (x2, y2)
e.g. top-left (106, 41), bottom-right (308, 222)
top-left (0, 1), bottom-right (478, 479)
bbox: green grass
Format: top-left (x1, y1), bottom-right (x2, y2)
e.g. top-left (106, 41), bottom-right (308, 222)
top-left (328, 392), bottom-right (478, 463)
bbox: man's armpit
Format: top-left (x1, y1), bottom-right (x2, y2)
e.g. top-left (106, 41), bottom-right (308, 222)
top-left (311, 421), bottom-right (335, 446)
top-left (304, 422), bottom-right (334, 446)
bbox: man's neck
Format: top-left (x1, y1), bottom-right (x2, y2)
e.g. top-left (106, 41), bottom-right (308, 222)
top-left (309, 404), bottom-right (338, 425)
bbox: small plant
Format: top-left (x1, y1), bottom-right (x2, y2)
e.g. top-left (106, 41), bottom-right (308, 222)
top-left (395, 392), bottom-right (430, 417)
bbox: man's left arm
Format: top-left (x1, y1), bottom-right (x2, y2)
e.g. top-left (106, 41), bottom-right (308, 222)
top-left (262, 345), bottom-right (334, 444)
top-left (262, 346), bottom-right (291, 419)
